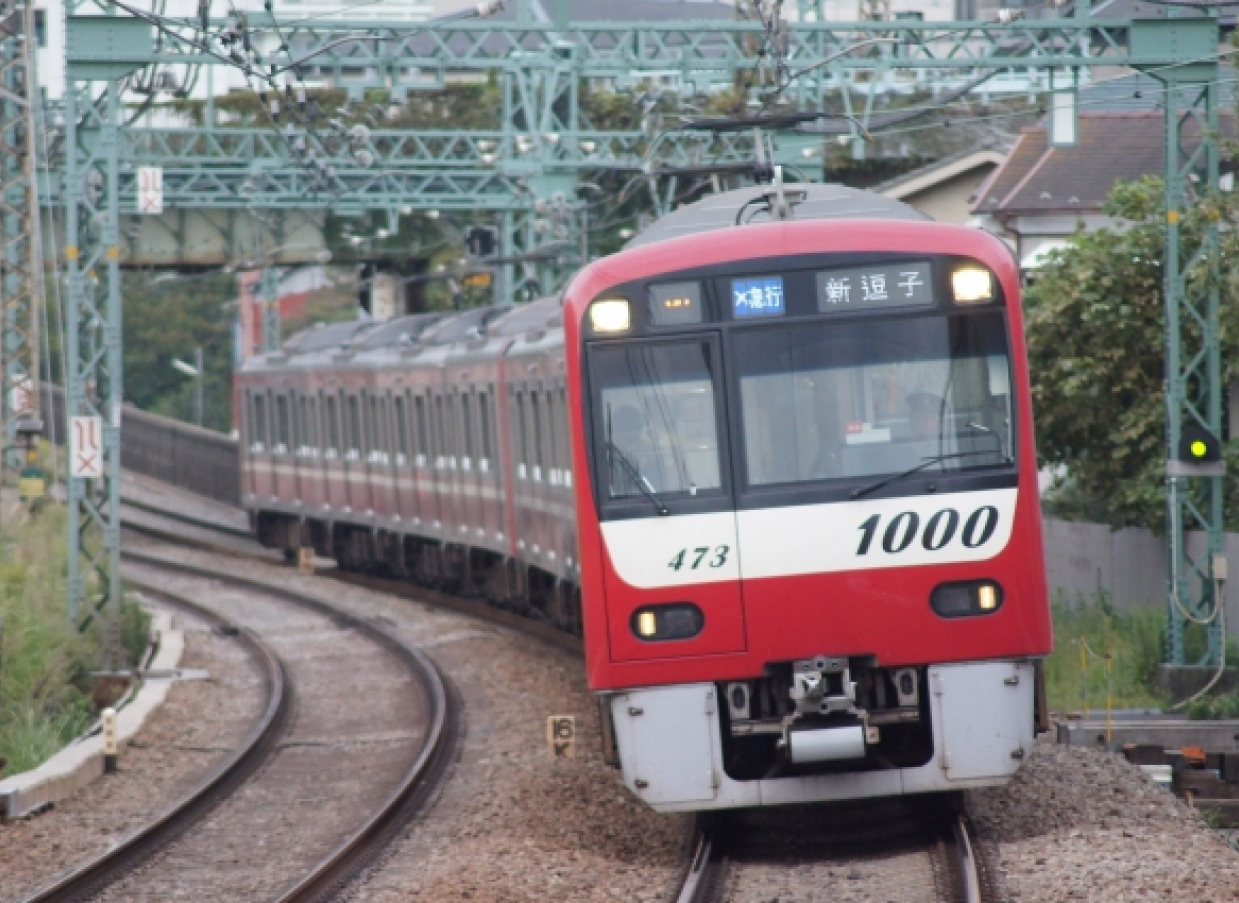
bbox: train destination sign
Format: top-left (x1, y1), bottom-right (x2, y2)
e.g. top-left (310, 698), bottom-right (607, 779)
top-left (815, 261), bottom-right (933, 314)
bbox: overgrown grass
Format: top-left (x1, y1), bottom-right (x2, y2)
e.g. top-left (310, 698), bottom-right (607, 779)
top-left (1046, 590), bottom-right (1170, 712)
top-left (0, 502), bottom-right (150, 775)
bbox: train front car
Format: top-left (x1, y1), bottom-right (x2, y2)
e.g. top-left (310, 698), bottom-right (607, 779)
top-left (565, 185), bottom-right (1052, 813)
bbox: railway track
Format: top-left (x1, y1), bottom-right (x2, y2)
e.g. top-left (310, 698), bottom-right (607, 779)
top-left (21, 544), bottom-right (458, 903)
top-left (674, 796), bottom-right (992, 903)
top-left (117, 488), bottom-right (995, 903)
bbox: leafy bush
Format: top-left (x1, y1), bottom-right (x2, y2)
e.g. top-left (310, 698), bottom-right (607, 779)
top-left (1046, 590), bottom-right (1169, 711)
top-left (0, 504), bottom-right (150, 775)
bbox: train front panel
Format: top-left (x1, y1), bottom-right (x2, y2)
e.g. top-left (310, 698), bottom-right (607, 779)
top-left (565, 218), bottom-right (1051, 811)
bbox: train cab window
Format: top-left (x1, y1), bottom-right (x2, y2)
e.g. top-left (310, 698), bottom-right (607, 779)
top-left (414, 394), bottom-right (429, 467)
top-left (588, 340), bottom-right (723, 502)
top-left (734, 311), bottom-right (1015, 488)
top-left (275, 394), bottom-right (290, 455)
top-left (346, 395), bottom-right (362, 461)
top-left (395, 396), bottom-right (410, 465)
top-left (325, 395), bottom-right (340, 459)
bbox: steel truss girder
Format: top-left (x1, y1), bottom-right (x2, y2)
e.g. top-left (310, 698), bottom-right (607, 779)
top-left (0, 1), bottom-right (42, 460)
top-left (1151, 65), bottom-right (1225, 668)
top-left (63, 78), bottom-right (123, 626)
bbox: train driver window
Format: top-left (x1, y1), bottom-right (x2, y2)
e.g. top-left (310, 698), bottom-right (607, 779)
top-left (589, 341), bottom-right (723, 501)
top-left (734, 311), bottom-right (1015, 488)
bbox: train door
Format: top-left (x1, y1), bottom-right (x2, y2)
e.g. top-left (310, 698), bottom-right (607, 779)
top-left (510, 386), bottom-right (532, 556)
top-left (393, 392), bottom-right (414, 523)
top-left (477, 385), bottom-right (502, 544)
top-left (272, 390), bottom-right (296, 502)
top-left (548, 381), bottom-right (575, 573)
top-left (458, 388), bottom-right (481, 541)
top-left (324, 391), bottom-right (347, 510)
top-left (433, 390), bottom-right (458, 533)
top-left (366, 391), bottom-right (391, 518)
top-left (413, 390), bottom-right (440, 533)
top-left (528, 384), bottom-right (553, 562)
top-left (245, 388), bottom-right (271, 500)
top-left (343, 390), bottom-right (366, 512)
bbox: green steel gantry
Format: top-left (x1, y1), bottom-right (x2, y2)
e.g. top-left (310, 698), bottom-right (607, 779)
top-left (43, 0), bottom-right (1229, 667)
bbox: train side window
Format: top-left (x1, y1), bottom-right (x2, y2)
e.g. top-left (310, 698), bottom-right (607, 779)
top-left (296, 395), bottom-right (307, 457)
top-left (275, 394), bottom-right (290, 455)
top-left (546, 388), bottom-right (560, 480)
top-left (308, 397), bottom-right (319, 454)
top-left (248, 392), bottom-right (264, 453)
top-left (414, 394), bottom-right (429, 467)
top-left (558, 387), bottom-right (572, 487)
top-left (434, 395), bottom-right (447, 468)
top-left (531, 391), bottom-right (545, 481)
top-left (395, 396), bottom-right (410, 465)
top-left (445, 394), bottom-right (459, 468)
top-left (379, 396), bottom-right (391, 463)
top-left (325, 395), bottom-right (340, 459)
top-left (461, 393), bottom-right (474, 469)
top-left (514, 391), bottom-right (528, 479)
top-left (347, 395), bottom-right (362, 461)
top-left (478, 389), bottom-right (492, 473)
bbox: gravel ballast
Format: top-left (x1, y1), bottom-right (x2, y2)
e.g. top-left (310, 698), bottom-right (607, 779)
top-left (0, 602), bottom-right (266, 902)
top-left (969, 735), bottom-right (1239, 902)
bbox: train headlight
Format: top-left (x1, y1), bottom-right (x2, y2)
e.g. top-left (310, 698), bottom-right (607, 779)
top-left (931, 580), bottom-right (1004, 618)
top-left (589, 299), bottom-right (631, 333)
top-left (951, 266), bottom-right (994, 303)
top-left (630, 603), bottom-right (704, 641)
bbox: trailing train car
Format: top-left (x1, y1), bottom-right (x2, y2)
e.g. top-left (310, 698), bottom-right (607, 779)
top-left (238, 182), bottom-right (1051, 814)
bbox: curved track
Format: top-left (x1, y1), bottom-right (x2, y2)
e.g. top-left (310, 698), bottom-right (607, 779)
top-left (24, 540), bottom-right (459, 903)
top-left (19, 585), bottom-right (287, 903)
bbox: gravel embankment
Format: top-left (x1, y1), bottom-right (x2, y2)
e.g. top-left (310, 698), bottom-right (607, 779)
top-left (128, 542), bottom-right (692, 903)
top-left (0, 602), bottom-right (266, 902)
top-left (969, 735), bottom-right (1239, 902)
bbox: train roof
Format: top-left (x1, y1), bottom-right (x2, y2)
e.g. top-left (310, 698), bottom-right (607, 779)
top-left (625, 183), bottom-right (931, 248)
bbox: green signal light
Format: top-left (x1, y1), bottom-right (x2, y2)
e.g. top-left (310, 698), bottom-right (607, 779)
top-left (1192, 440), bottom-right (1208, 458)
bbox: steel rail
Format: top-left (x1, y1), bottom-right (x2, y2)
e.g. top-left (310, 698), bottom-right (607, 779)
top-left (672, 818), bottom-right (720, 903)
top-left (118, 549), bottom-right (462, 903)
top-left (952, 811), bottom-right (984, 903)
top-left (19, 582), bottom-right (290, 903)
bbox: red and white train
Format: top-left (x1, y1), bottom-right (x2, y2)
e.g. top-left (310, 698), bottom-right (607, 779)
top-left (239, 183), bottom-right (1052, 813)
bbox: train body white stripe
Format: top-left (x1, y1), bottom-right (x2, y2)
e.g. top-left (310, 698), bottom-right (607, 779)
top-left (600, 488), bottom-right (1017, 589)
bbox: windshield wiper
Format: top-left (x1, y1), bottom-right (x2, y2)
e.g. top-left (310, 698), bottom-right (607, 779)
top-left (849, 450), bottom-right (1000, 501)
top-left (607, 441), bottom-right (669, 515)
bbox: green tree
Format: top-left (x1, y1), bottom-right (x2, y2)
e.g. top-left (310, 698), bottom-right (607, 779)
top-left (1027, 176), bottom-right (1239, 532)
top-left (122, 271), bottom-right (236, 432)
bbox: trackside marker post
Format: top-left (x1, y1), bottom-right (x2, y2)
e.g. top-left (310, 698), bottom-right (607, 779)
top-left (102, 707), bottom-right (118, 773)
top-left (547, 715), bottom-right (575, 759)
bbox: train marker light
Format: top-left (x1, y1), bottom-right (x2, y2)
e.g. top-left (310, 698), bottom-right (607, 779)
top-left (589, 299), bottom-right (631, 332)
top-left (931, 580), bottom-right (1004, 618)
top-left (951, 266), bottom-right (994, 303)
top-left (631, 603), bottom-right (704, 641)
top-left (1179, 426), bottom-right (1221, 463)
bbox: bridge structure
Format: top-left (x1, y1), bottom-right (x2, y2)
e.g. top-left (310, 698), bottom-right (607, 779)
top-left (0, 0), bottom-right (1227, 666)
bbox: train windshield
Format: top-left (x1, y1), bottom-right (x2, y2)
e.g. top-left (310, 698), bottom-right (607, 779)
top-left (735, 311), bottom-right (1014, 487)
top-left (589, 340), bottom-right (723, 501)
